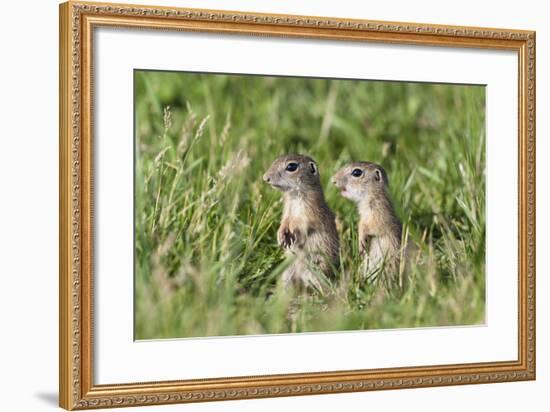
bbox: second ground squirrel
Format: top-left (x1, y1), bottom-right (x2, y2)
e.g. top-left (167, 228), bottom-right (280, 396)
top-left (332, 162), bottom-right (403, 285)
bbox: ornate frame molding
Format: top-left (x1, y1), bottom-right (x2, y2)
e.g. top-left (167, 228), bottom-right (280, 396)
top-left (59, 1), bottom-right (536, 409)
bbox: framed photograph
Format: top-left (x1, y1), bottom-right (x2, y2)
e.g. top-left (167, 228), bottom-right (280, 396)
top-left (59, 1), bottom-right (536, 409)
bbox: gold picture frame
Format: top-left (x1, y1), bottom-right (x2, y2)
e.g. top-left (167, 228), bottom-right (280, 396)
top-left (59, 1), bottom-right (536, 409)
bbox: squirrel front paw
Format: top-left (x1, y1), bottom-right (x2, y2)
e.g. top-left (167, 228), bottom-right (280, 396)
top-left (278, 228), bottom-right (297, 249)
top-left (360, 235), bottom-right (373, 256)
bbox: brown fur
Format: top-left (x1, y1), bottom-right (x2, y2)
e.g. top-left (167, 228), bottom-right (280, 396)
top-left (263, 154), bottom-right (340, 291)
top-left (332, 162), bottom-right (403, 285)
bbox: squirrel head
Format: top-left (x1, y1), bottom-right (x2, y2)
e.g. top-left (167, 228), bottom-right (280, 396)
top-left (263, 154), bottom-right (321, 194)
top-left (331, 161), bottom-right (389, 203)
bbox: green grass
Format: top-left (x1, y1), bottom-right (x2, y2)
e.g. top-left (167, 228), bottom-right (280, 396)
top-left (134, 70), bottom-right (486, 339)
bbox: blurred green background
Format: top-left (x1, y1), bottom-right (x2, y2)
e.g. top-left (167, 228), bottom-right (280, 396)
top-left (134, 70), bottom-right (486, 339)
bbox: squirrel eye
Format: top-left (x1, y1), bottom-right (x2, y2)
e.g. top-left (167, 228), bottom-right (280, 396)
top-left (285, 162), bottom-right (299, 172)
top-left (351, 168), bottom-right (363, 177)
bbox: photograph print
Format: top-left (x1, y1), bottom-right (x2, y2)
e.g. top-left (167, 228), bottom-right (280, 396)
top-left (134, 70), bottom-right (486, 340)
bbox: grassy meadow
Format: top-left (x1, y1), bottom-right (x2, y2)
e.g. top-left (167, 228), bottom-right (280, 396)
top-left (134, 70), bottom-right (486, 339)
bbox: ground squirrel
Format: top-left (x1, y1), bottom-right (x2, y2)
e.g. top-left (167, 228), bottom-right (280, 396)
top-left (263, 154), bottom-right (340, 291)
top-left (332, 162), bottom-right (403, 286)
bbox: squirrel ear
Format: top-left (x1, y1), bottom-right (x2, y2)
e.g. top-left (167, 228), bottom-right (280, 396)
top-left (374, 169), bottom-right (382, 182)
top-left (309, 162), bottom-right (317, 175)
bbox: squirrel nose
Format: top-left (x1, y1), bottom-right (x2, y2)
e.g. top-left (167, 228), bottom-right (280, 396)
top-left (263, 174), bottom-right (270, 183)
